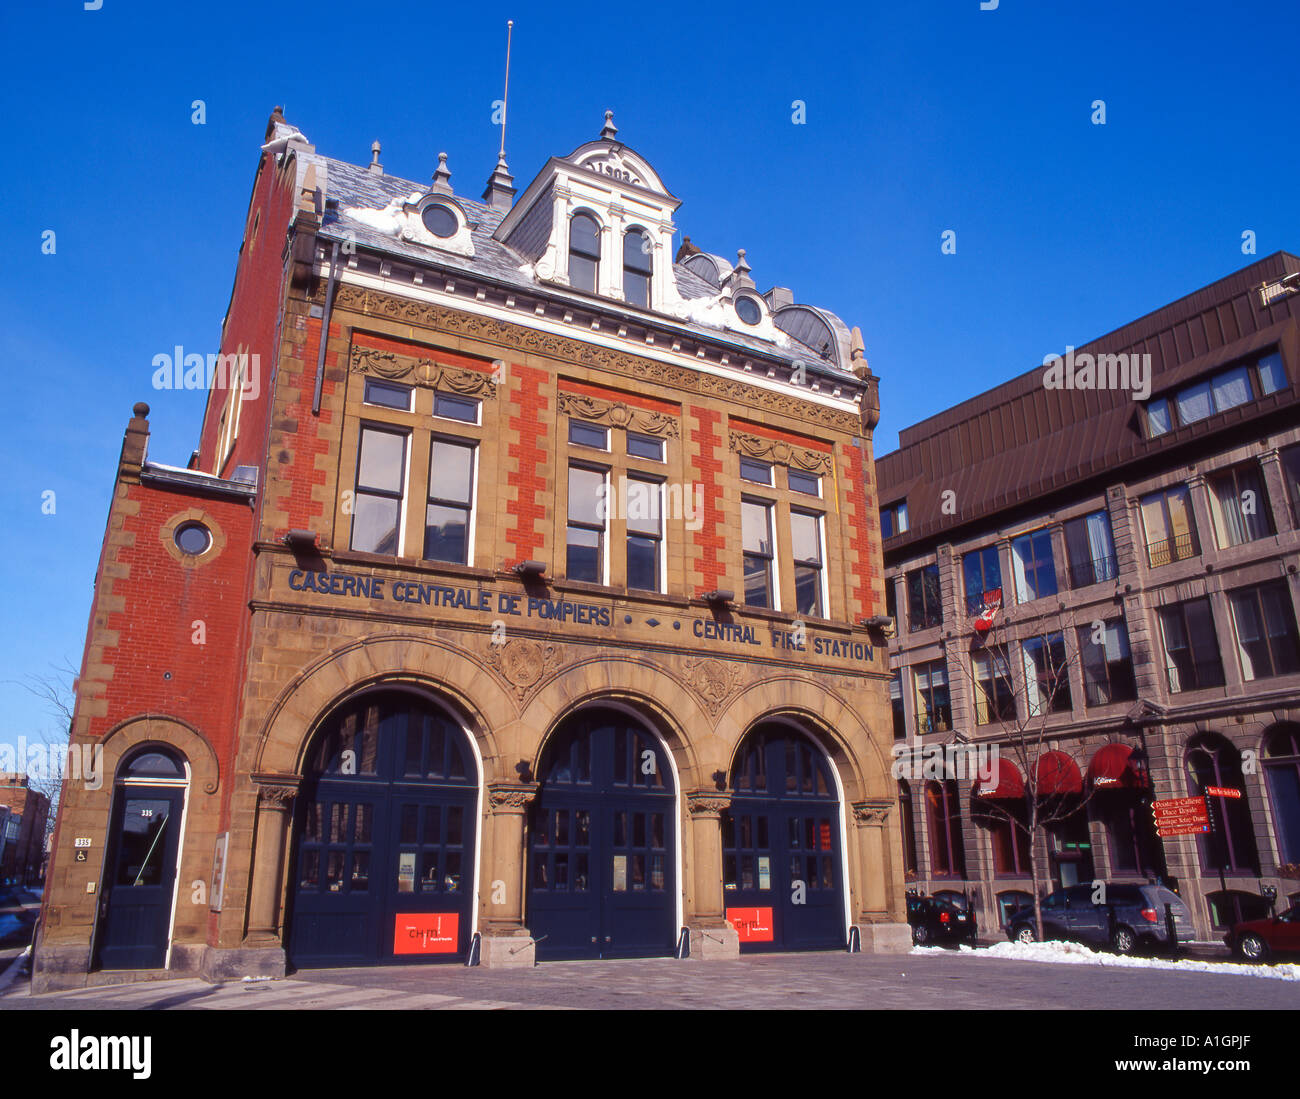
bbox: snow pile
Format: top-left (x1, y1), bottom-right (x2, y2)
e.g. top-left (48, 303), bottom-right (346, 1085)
top-left (343, 197), bottom-right (406, 238)
top-left (912, 940), bottom-right (1300, 981)
top-left (660, 295), bottom-right (792, 348)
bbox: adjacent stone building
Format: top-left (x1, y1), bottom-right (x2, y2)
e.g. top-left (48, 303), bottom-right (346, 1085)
top-left (35, 109), bottom-right (907, 990)
top-left (878, 253), bottom-right (1300, 941)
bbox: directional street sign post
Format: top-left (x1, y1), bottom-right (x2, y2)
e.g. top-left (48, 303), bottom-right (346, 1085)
top-left (1152, 795), bottom-right (1210, 838)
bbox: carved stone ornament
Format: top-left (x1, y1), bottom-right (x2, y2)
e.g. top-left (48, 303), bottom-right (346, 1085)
top-left (852, 800), bottom-right (893, 825)
top-left (256, 783), bottom-right (298, 809)
top-left (485, 638), bottom-right (563, 702)
top-left (729, 430), bottom-right (833, 474)
top-left (488, 783), bottom-right (538, 810)
top-left (330, 284), bottom-right (860, 433)
top-left (557, 391), bottom-right (680, 438)
top-left (681, 657), bottom-right (744, 718)
top-left (687, 792), bottom-right (732, 817)
top-left (350, 345), bottom-right (498, 399)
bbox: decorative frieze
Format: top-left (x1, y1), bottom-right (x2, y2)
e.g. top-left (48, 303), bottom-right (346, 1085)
top-left (349, 345), bottom-right (498, 398)
top-left (680, 657), bottom-right (745, 718)
top-left (687, 792), bottom-right (732, 817)
top-left (557, 391), bottom-right (679, 438)
top-left (729, 430), bottom-right (833, 474)
top-left (487, 783), bottom-right (539, 811)
top-left (331, 283), bottom-right (859, 433)
top-left (852, 799), bottom-right (893, 825)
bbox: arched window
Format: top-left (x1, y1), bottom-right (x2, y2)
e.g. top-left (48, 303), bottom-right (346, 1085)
top-left (1186, 734), bottom-right (1259, 875)
top-left (974, 795), bottom-right (1029, 877)
top-left (1264, 724), bottom-right (1300, 866)
top-left (623, 229), bottom-right (652, 308)
top-left (898, 780), bottom-right (918, 875)
top-left (925, 779), bottom-right (966, 878)
top-left (569, 213), bottom-right (600, 293)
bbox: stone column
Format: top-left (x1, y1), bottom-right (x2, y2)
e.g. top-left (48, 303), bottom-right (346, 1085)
top-left (242, 777), bottom-right (297, 972)
top-left (851, 798), bottom-right (912, 952)
top-left (685, 791), bottom-right (738, 959)
top-left (1259, 447), bottom-right (1294, 534)
top-left (479, 782), bottom-right (539, 968)
top-left (603, 203), bottom-right (624, 300)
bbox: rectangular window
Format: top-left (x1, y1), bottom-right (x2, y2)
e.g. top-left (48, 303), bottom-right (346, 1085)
top-left (351, 426), bottom-right (407, 555)
top-left (913, 661), bottom-right (951, 734)
top-left (788, 470), bottom-right (821, 496)
top-left (1063, 510), bottom-right (1116, 588)
top-left (905, 564), bottom-right (943, 632)
top-left (1207, 463), bottom-right (1274, 548)
top-left (1021, 633), bottom-right (1072, 716)
top-left (973, 647), bottom-right (1016, 725)
top-left (1078, 620), bottom-right (1136, 707)
top-left (1157, 598), bottom-right (1225, 692)
top-left (625, 476), bottom-right (663, 593)
top-left (567, 465), bottom-right (607, 583)
top-left (889, 671), bottom-right (906, 739)
top-left (790, 510), bottom-right (825, 617)
top-left (1010, 528), bottom-right (1058, 604)
top-left (568, 421), bottom-right (609, 450)
top-left (962, 544), bottom-right (1003, 616)
top-left (881, 501), bottom-right (909, 540)
top-left (1282, 444), bottom-right (1300, 527)
top-left (363, 378), bottom-right (413, 411)
top-left (742, 499), bottom-right (775, 608)
top-left (739, 458), bottom-right (773, 485)
top-left (1229, 582), bottom-right (1300, 681)
top-left (432, 392), bottom-right (480, 424)
top-left (1257, 350), bottom-right (1288, 395)
top-left (1141, 486), bottom-right (1200, 567)
top-left (627, 432), bottom-right (664, 461)
top-left (1145, 397), bottom-right (1172, 437)
top-left (424, 439), bottom-right (475, 564)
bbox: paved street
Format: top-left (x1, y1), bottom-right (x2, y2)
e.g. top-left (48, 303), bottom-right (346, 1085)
top-left (3, 948), bottom-right (1296, 1010)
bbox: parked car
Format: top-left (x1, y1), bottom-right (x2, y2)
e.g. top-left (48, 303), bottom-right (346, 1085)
top-left (1226, 903), bottom-right (1300, 962)
top-left (1005, 883), bottom-right (1194, 955)
top-left (907, 893), bottom-right (977, 946)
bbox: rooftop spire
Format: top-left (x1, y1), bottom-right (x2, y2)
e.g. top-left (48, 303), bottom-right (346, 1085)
top-left (601, 109), bottom-right (618, 141)
top-left (368, 139), bottom-right (383, 175)
top-left (431, 151), bottom-right (453, 194)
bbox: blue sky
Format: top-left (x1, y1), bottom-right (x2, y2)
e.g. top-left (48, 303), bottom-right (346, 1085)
top-left (1, 0), bottom-right (1297, 751)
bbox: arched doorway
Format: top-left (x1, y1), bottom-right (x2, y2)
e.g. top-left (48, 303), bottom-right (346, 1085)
top-left (1263, 724), bottom-right (1300, 867)
top-left (1186, 733), bottom-right (1259, 876)
top-left (723, 723), bottom-right (847, 952)
top-left (286, 689), bottom-right (480, 967)
top-left (526, 707), bottom-right (677, 961)
top-left (94, 747), bottom-right (189, 970)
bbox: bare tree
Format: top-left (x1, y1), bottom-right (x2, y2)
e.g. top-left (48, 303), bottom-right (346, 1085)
top-left (9, 659), bottom-right (78, 843)
top-left (947, 611), bottom-right (1107, 944)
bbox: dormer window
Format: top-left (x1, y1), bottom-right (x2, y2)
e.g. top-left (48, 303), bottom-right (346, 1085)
top-left (734, 296), bottom-right (762, 326)
top-left (569, 213), bottom-right (601, 293)
top-left (421, 203), bottom-right (458, 239)
top-left (623, 229), bottom-right (652, 308)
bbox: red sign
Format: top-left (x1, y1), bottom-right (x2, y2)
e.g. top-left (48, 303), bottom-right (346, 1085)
top-left (974, 589), bottom-right (1002, 633)
top-left (726, 906), bottom-right (774, 943)
top-left (1205, 786), bottom-right (1242, 799)
top-left (393, 912), bottom-right (459, 955)
top-left (1152, 796), bottom-right (1209, 838)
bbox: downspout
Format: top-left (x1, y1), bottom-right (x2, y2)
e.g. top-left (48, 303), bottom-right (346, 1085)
top-left (313, 239), bottom-right (340, 415)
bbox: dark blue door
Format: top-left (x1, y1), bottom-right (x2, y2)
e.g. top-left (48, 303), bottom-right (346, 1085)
top-left (527, 710), bottom-right (676, 960)
top-left (95, 785), bottom-right (185, 970)
top-left (288, 691), bottom-right (478, 968)
top-left (724, 727), bottom-right (846, 952)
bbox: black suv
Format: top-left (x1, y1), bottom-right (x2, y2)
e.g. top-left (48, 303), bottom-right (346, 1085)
top-left (1005, 883), bottom-right (1194, 954)
top-left (907, 894), bottom-right (977, 946)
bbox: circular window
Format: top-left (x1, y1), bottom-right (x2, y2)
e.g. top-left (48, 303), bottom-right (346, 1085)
top-left (174, 522), bottom-right (212, 556)
top-left (735, 296), bottom-right (762, 326)
top-left (421, 204), bottom-right (458, 238)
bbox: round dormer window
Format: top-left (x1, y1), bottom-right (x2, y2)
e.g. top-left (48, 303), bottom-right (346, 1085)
top-left (174, 521), bottom-right (212, 556)
top-left (735, 296), bottom-right (762, 326)
top-left (422, 204), bottom-right (458, 239)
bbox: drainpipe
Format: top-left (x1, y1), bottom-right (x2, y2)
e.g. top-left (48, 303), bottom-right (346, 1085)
top-left (313, 240), bottom-right (340, 415)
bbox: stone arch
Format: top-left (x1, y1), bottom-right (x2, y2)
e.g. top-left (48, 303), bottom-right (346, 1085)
top-left (252, 633), bottom-right (512, 782)
top-left (715, 676), bottom-right (887, 805)
top-left (519, 654), bottom-right (711, 791)
top-left (99, 713), bottom-right (220, 796)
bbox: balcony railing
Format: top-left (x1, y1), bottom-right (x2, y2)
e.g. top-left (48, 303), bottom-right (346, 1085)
top-left (919, 710), bottom-right (953, 734)
top-left (1083, 668), bottom-right (1137, 708)
top-left (1166, 658), bottom-right (1226, 693)
top-left (1067, 554), bottom-right (1119, 589)
top-left (1146, 532), bottom-right (1198, 568)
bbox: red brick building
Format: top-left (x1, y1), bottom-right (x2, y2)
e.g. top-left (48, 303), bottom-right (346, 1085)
top-left (0, 774), bottom-right (51, 886)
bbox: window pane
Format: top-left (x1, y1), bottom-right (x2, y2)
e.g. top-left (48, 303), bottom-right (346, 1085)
top-left (624, 271), bottom-right (650, 309)
top-left (429, 441), bottom-right (473, 503)
top-left (357, 429), bottom-right (405, 492)
top-left (788, 470), bottom-right (820, 496)
top-left (363, 379), bottom-right (411, 410)
top-left (1147, 398), bottom-right (1172, 436)
top-left (432, 393), bottom-right (479, 423)
top-left (569, 466), bottom-right (606, 524)
top-left (794, 565), bottom-right (821, 616)
top-left (627, 536), bottom-right (659, 591)
top-left (744, 556), bottom-right (771, 608)
top-left (570, 214), bottom-right (599, 256)
top-left (567, 526), bottom-right (601, 582)
top-left (742, 500), bottom-right (772, 554)
top-left (1176, 380), bottom-right (1213, 424)
top-left (1257, 351), bottom-right (1287, 395)
top-left (352, 494), bottom-right (400, 554)
top-left (570, 254), bottom-right (598, 294)
top-left (625, 478), bottom-right (661, 535)
top-left (627, 433), bottom-right (664, 461)
top-left (425, 504), bottom-right (469, 563)
top-left (569, 421), bottom-right (609, 449)
top-left (1211, 366), bottom-right (1253, 412)
top-left (791, 511), bottom-right (821, 563)
top-left (740, 458), bottom-right (773, 485)
top-left (623, 231), bottom-right (652, 274)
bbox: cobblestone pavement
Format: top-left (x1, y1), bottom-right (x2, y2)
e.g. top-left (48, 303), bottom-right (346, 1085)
top-left (3, 949), bottom-right (1297, 1010)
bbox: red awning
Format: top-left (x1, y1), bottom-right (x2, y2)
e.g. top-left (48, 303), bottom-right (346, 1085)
top-left (1087, 743), bottom-right (1149, 790)
top-left (974, 757), bottom-right (1024, 799)
top-left (1035, 751), bottom-right (1083, 796)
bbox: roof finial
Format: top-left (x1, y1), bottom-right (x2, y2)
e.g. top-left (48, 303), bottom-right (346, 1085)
top-left (601, 109), bottom-right (618, 141)
top-left (432, 151), bottom-right (453, 193)
top-left (735, 248), bottom-right (750, 276)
